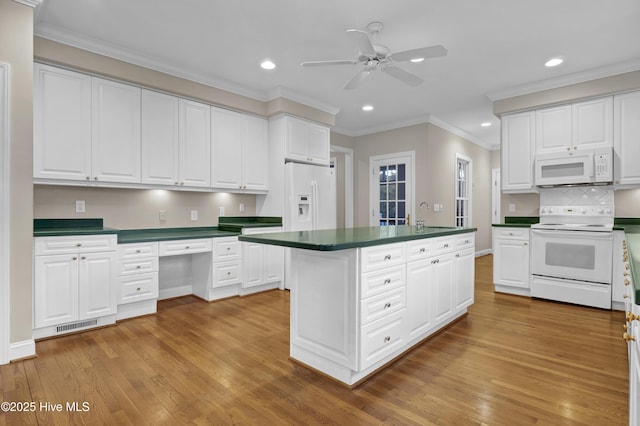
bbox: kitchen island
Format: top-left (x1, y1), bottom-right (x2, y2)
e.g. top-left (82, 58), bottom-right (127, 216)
top-left (239, 225), bottom-right (477, 386)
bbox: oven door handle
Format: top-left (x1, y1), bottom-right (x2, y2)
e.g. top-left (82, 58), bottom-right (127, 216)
top-left (531, 229), bottom-right (613, 239)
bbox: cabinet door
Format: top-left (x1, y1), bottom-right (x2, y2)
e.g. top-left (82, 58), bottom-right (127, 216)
top-left (614, 91), bottom-right (640, 187)
top-left (141, 90), bottom-right (179, 185)
top-left (493, 238), bottom-right (530, 288)
top-left (536, 105), bottom-right (572, 154)
top-left (432, 253), bottom-right (455, 323)
top-left (34, 254), bottom-right (79, 328)
top-left (406, 259), bottom-right (434, 340)
top-left (264, 244), bottom-right (284, 284)
top-left (179, 99), bottom-right (211, 187)
top-left (572, 97), bottom-right (613, 151)
top-left (242, 242), bottom-right (265, 288)
top-left (242, 115), bottom-right (269, 191)
top-left (78, 252), bottom-right (116, 320)
top-left (210, 107), bottom-right (243, 189)
top-left (34, 64), bottom-right (92, 181)
top-left (454, 248), bottom-right (475, 311)
top-left (307, 122), bottom-right (330, 165)
top-left (501, 111), bottom-right (535, 192)
top-left (92, 77), bottom-right (141, 183)
top-left (285, 117), bottom-right (310, 163)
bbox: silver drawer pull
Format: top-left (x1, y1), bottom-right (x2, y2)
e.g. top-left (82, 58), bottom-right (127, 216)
top-left (384, 336), bottom-right (391, 343)
top-left (136, 249), bottom-right (141, 253)
top-left (443, 243), bottom-right (449, 248)
top-left (384, 254), bottom-right (391, 260)
top-left (465, 239), bottom-right (470, 244)
top-left (136, 287), bottom-right (141, 291)
top-left (136, 265), bottom-right (141, 269)
top-left (226, 247), bottom-right (231, 251)
top-left (227, 272), bottom-right (231, 276)
top-left (76, 243), bottom-right (82, 247)
top-left (72, 256), bottom-right (77, 260)
top-left (384, 302), bottom-right (391, 309)
top-left (456, 254), bottom-right (460, 258)
top-left (384, 278), bottom-right (391, 285)
top-left (186, 246), bottom-right (190, 249)
top-left (431, 259), bottom-right (440, 264)
top-left (81, 256), bottom-right (86, 260)
top-left (419, 248), bottom-right (426, 253)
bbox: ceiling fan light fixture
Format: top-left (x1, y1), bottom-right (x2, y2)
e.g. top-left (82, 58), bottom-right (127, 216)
top-left (545, 57), bottom-right (564, 68)
top-left (260, 59), bottom-right (276, 70)
top-left (410, 57), bottom-right (425, 63)
top-left (362, 105), bottom-right (374, 112)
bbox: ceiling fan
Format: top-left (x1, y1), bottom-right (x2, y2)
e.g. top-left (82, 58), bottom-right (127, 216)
top-left (301, 21), bottom-right (447, 90)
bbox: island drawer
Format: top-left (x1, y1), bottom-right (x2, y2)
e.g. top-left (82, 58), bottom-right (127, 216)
top-left (361, 265), bottom-right (405, 299)
top-left (493, 228), bottom-right (529, 240)
top-left (35, 234), bottom-right (117, 255)
top-left (117, 257), bottom-right (159, 276)
top-left (430, 236), bottom-right (455, 256)
top-left (455, 234), bottom-right (475, 250)
top-left (212, 237), bottom-right (241, 262)
top-left (118, 242), bottom-right (159, 260)
top-left (360, 309), bottom-right (406, 370)
top-left (360, 243), bottom-right (406, 273)
top-left (360, 287), bottom-right (406, 325)
top-left (406, 239), bottom-right (432, 262)
top-left (211, 260), bottom-right (242, 288)
top-left (159, 238), bottom-right (213, 256)
top-left (116, 272), bottom-right (159, 305)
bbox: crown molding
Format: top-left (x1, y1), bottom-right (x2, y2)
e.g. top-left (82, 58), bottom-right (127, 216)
top-left (487, 58), bottom-right (640, 101)
top-left (426, 115), bottom-right (496, 150)
top-left (13, 0), bottom-right (42, 8)
top-left (266, 87), bottom-right (340, 116)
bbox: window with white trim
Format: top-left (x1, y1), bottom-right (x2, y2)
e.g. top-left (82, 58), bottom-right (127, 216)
top-left (455, 154), bottom-right (472, 227)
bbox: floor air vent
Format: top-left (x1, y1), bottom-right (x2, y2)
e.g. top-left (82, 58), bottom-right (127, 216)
top-left (56, 319), bottom-right (98, 333)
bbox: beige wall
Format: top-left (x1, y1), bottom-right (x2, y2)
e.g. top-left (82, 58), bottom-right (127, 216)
top-left (1, 0), bottom-right (34, 344)
top-left (353, 123), bottom-right (493, 253)
top-left (34, 186), bottom-right (257, 229)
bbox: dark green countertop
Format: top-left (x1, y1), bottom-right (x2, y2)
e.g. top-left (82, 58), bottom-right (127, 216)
top-left (117, 227), bottom-right (239, 244)
top-left (238, 226), bottom-right (477, 251)
top-left (492, 216), bottom-right (539, 228)
top-left (615, 219), bottom-right (640, 302)
top-left (218, 216), bottom-right (282, 232)
top-left (33, 218), bottom-right (119, 237)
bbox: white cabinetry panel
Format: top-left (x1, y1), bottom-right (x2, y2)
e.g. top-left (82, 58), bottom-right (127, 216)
top-left (572, 97), bottom-right (613, 151)
top-left (501, 111), bottom-right (536, 192)
top-left (179, 99), bottom-right (211, 187)
top-left (614, 91), bottom-right (640, 188)
top-left (141, 90), bottom-right (180, 185)
top-left (536, 105), bottom-right (572, 155)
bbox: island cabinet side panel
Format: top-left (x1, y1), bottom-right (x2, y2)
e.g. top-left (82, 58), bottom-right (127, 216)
top-left (290, 248), bottom-right (359, 370)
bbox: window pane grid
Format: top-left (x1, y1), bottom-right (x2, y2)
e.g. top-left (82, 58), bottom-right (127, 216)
top-left (455, 158), bottom-right (470, 227)
top-left (379, 163), bottom-right (407, 226)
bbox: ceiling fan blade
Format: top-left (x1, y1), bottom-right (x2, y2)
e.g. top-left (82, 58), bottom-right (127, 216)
top-left (301, 60), bottom-right (358, 67)
top-left (391, 45), bottom-right (448, 62)
top-left (344, 70), bottom-right (370, 90)
top-left (382, 65), bottom-right (424, 87)
top-left (346, 29), bottom-right (376, 57)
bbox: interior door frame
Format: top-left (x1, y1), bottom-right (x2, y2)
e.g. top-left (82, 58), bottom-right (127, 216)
top-left (330, 145), bottom-right (354, 228)
top-left (1, 62), bottom-right (10, 365)
top-left (369, 151), bottom-right (416, 226)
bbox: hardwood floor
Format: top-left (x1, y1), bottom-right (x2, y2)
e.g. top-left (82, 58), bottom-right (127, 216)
top-left (1, 255), bottom-right (629, 425)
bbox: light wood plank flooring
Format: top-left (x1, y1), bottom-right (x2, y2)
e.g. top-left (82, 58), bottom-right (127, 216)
top-left (1, 255), bottom-right (629, 425)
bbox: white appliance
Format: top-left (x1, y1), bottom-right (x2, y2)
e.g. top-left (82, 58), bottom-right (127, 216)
top-left (534, 147), bottom-right (613, 187)
top-left (530, 186), bottom-right (614, 309)
top-left (285, 162), bottom-right (336, 231)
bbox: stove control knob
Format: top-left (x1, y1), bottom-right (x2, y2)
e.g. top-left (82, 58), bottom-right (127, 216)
top-left (606, 208), bottom-right (613, 215)
top-left (581, 209), bottom-right (587, 214)
top-left (597, 208), bottom-right (604, 215)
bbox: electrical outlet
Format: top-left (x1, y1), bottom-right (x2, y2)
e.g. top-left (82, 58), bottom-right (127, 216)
top-left (75, 200), bottom-right (85, 213)
top-left (219, 207), bottom-right (225, 217)
top-left (159, 210), bottom-right (167, 221)
top-left (239, 203), bottom-right (245, 213)
top-left (509, 203), bottom-right (516, 213)
top-left (191, 210), bottom-right (198, 221)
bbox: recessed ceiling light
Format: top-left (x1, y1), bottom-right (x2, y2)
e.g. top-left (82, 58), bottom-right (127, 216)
top-left (410, 57), bottom-right (425, 63)
top-left (545, 57), bottom-right (564, 67)
top-left (362, 105), bottom-right (374, 112)
top-left (260, 59), bottom-right (276, 70)
top-left (481, 122), bottom-right (492, 127)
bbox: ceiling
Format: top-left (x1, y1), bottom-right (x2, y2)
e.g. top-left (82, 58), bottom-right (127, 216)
top-left (33, 0), bottom-right (640, 149)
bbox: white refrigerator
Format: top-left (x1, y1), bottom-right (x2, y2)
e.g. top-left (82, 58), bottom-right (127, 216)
top-left (285, 162), bottom-right (336, 231)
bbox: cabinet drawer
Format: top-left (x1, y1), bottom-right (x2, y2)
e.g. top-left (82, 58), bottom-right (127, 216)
top-left (158, 238), bottom-right (212, 256)
top-left (360, 243), bottom-right (406, 273)
top-left (431, 236), bottom-right (455, 256)
top-left (361, 265), bottom-right (405, 299)
top-left (118, 242), bottom-right (159, 260)
top-left (116, 272), bottom-right (158, 305)
top-left (212, 260), bottom-right (242, 288)
top-left (360, 287), bottom-right (406, 325)
top-left (493, 227), bottom-right (529, 240)
top-left (35, 234), bottom-right (117, 255)
top-left (212, 237), bottom-right (241, 262)
top-left (455, 233), bottom-right (475, 250)
top-left (406, 239), bottom-right (432, 262)
top-left (117, 257), bottom-right (159, 276)
top-left (360, 309), bottom-right (406, 369)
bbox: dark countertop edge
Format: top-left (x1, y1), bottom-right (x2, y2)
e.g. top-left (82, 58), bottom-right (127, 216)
top-left (238, 228), bottom-right (477, 251)
top-left (34, 228), bottom-right (119, 237)
top-left (218, 216), bottom-right (282, 225)
top-left (117, 227), bottom-right (240, 244)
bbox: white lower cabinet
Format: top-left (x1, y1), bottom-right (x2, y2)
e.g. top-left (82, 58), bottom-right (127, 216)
top-left (290, 232), bottom-right (476, 386)
top-left (115, 241), bottom-right (159, 320)
top-left (241, 227), bottom-right (283, 292)
top-left (34, 235), bottom-right (118, 339)
top-left (492, 227), bottom-right (530, 296)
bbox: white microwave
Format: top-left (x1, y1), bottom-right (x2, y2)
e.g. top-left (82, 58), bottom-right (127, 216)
top-left (534, 147), bottom-right (613, 187)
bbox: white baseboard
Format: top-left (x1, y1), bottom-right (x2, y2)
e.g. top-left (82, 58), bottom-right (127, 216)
top-left (10, 339), bottom-right (36, 361)
top-left (476, 248), bottom-right (492, 257)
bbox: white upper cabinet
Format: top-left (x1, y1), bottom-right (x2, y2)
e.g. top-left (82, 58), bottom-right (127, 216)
top-left (536, 97), bottom-right (613, 155)
top-left (501, 111), bottom-right (536, 192)
top-left (614, 91), bottom-right (640, 188)
top-left (211, 107), bottom-right (268, 192)
top-left (141, 90), bottom-right (180, 185)
top-left (91, 77), bottom-right (141, 183)
top-left (282, 116), bottom-right (330, 165)
top-left (179, 99), bottom-right (211, 187)
top-left (34, 64), bottom-right (92, 181)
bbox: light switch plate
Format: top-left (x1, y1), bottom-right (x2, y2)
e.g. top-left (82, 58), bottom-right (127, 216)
top-left (75, 200), bottom-right (85, 213)
top-left (239, 203), bottom-right (245, 213)
top-left (191, 210), bottom-right (198, 221)
top-left (509, 203), bottom-right (516, 212)
top-left (159, 210), bottom-right (167, 221)
top-left (219, 207), bottom-right (225, 216)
